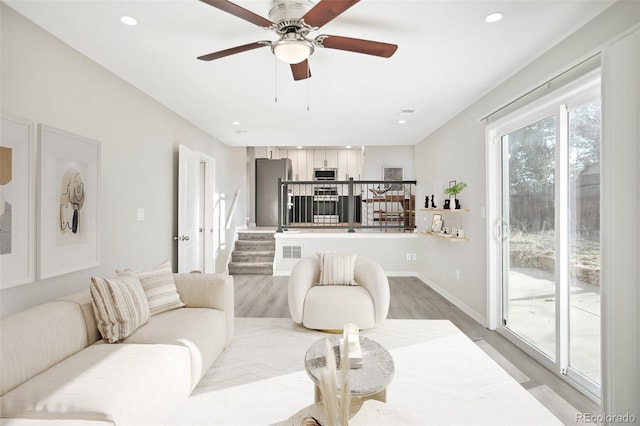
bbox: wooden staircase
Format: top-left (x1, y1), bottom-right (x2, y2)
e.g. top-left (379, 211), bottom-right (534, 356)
top-left (228, 231), bottom-right (275, 275)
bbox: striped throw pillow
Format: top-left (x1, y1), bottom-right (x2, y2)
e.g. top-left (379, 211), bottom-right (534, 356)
top-left (90, 275), bottom-right (151, 343)
top-left (118, 260), bottom-right (185, 316)
top-left (318, 253), bottom-right (358, 286)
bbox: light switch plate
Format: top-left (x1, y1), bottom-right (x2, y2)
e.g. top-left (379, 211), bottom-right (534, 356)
top-left (137, 208), bottom-right (145, 221)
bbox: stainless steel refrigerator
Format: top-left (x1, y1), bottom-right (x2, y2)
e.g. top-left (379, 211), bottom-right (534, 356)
top-left (255, 158), bottom-right (292, 226)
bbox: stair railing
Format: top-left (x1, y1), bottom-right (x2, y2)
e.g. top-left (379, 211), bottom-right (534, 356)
top-left (277, 178), bottom-right (417, 233)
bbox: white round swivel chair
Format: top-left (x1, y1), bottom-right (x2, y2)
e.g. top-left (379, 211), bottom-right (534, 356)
top-left (288, 255), bottom-right (390, 331)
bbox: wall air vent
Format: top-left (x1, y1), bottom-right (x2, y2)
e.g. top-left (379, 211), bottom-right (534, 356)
top-left (282, 245), bottom-right (302, 259)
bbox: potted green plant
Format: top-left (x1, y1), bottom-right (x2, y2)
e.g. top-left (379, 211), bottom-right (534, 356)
top-left (444, 182), bottom-right (467, 209)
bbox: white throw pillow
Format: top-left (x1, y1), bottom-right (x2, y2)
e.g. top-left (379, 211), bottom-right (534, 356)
top-left (318, 253), bottom-right (358, 286)
top-left (90, 275), bottom-right (151, 343)
top-left (117, 260), bottom-right (185, 316)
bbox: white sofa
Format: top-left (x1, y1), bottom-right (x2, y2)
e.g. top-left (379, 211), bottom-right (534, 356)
top-left (0, 273), bottom-right (234, 425)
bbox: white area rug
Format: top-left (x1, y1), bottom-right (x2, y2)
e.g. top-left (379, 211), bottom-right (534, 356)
top-left (167, 318), bottom-right (561, 425)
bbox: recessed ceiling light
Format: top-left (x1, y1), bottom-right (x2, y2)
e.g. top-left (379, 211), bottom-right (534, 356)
top-left (232, 121), bottom-right (240, 126)
top-left (297, 146), bottom-right (303, 149)
top-left (345, 146), bottom-right (352, 149)
top-left (398, 119), bottom-right (407, 124)
top-left (120, 16), bottom-right (137, 26)
top-left (485, 12), bottom-right (503, 23)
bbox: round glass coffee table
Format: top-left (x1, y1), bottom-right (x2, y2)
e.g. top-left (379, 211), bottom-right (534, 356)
top-left (304, 336), bottom-right (394, 403)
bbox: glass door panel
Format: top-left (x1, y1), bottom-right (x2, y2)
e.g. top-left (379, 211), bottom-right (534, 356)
top-left (492, 76), bottom-right (602, 398)
top-left (502, 116), bottom-right (557, 359)
top-left (568, 100), bottom-right (601, 385)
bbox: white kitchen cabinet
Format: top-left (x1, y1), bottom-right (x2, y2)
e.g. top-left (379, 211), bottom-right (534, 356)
top-left (311, 149), bottom-right (338, 169)
top-left (303, 150), bottom-right (314, 180)
top-left (347, 149), bottom-right (362, 180)
top-left (312, 150), bottom-right (324, 168)
top-left (296, 150), bottom-right (308, 180)
top-left (270, 148), bottom-right (363, 181)
top-left (337, 150), bottom-right (349, 180)
top-left (324, 150), bottom-right (338, 168)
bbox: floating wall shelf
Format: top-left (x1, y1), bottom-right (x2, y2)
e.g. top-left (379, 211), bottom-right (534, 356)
top-left (421, 208), bottom-right (469, 241)
top-left (420, 208), bottom-right (470, 213)
top-left (419, 231), bottom-right (468, 242)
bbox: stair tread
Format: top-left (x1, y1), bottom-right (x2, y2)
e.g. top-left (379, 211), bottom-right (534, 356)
top-left (237, 232), bottom-right (275, 241)
top-left (236, 240), bottom-right (275, 246)
top-left (228, 261), bottom-right (273, 276)
top-left (231, 247), bottom-right (275, 258)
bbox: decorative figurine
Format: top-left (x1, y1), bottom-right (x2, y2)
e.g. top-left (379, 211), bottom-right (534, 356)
top-left (425, 196), bottom-right (429, 208)
top-left (430, 195), bottom-right (436, 208)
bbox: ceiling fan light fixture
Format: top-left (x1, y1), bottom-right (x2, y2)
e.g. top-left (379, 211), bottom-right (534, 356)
top-left (272, 34), bottom-right (314, 64)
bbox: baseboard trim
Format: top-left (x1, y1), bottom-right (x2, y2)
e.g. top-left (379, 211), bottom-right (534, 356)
top-left (415, 273), bottom-right (488, 327)
top-left (272, 268), bottom-right (488, 328)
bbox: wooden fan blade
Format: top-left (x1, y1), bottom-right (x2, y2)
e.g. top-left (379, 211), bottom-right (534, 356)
top-left (302, 0), bottom-right (360, 28)
top-left (291, 60), bottom-right (312, 81)
top-left (197, 41), bottom-right (269, 61)
top-left (199, 0), bottom-right (273, 28)
top-left (319, 35), bottom-right (398, 58)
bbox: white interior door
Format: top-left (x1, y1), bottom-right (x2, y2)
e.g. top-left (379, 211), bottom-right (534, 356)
top-left (177, 144), bottom-right (216, 273)
top-left (177, 145), bottom-right (201, 273)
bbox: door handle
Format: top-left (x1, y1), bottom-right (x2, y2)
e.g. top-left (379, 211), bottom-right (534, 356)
top-left (493, 220), bottom-right (510, 242)
top-left (173, 235), bottom-right (190, 241)
top-left (494, 220), bottom-right (502, 242)
top-left (502, 220), bottom-right (510, 241)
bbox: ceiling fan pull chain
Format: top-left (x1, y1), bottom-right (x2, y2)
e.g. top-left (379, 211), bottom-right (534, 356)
top-left (306, 61), bottom-right (310, 111)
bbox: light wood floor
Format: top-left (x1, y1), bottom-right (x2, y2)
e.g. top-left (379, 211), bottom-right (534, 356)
top-left (234, 275), bottom-right (600, 425)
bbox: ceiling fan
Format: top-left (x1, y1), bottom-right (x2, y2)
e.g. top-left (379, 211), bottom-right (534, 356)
top-left (197, 0), bottom-right (398, 81)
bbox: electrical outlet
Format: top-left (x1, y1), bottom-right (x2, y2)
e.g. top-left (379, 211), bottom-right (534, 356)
top-left (412, 253), bottom-right (417, 261)
top-left (406, 253), bottom-right (411, 261)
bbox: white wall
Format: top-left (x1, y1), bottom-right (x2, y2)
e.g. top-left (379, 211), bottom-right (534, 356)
top-left (600, 27), bottom-right (639, 420)
top-left (274, 233), bottom-right (418, 276)
top-left (414, 0), bottom-right (639, 418)
top-left (0, 5), bottom-right (246, 316)
top-left (363, 146), bottom-right (415, 180)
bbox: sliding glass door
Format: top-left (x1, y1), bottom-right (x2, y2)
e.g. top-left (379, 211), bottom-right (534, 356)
top-left (492, 74), bottom-right (601, 398)
top-left (501, 116), bottom-right (557, 360)
top-left (567, 99), bottom-right (601, 388)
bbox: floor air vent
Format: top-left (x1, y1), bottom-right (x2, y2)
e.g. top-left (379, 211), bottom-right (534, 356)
top-left (282, 245), bottom-right (302, 259)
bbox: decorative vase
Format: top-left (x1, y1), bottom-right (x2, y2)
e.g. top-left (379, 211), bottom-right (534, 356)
top-left (449, 196), bottom-right (456, 210)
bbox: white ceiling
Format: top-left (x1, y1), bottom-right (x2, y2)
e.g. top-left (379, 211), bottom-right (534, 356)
top-left (5, 0), bottom-right (614, 147)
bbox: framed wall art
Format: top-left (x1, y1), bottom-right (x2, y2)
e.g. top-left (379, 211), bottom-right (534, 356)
top-left (38, 125), bottom-right (100, 279)
top-left (430, 213), bottom-right (443, 232)
top-left (382, 165), bottom-right (404, 191)
top-left (0, 114), bottom-right (36, 288)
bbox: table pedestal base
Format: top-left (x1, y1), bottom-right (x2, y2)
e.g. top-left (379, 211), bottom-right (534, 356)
top-left (313, 385), bottom-right (387, 404)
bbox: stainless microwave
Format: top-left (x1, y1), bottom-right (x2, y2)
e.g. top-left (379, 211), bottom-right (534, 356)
top-left (313, 168), bottom-right (337, 181)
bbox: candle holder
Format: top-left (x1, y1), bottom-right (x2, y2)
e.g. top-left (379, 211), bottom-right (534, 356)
top-left (342, 323), bottom-right (363, 369)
